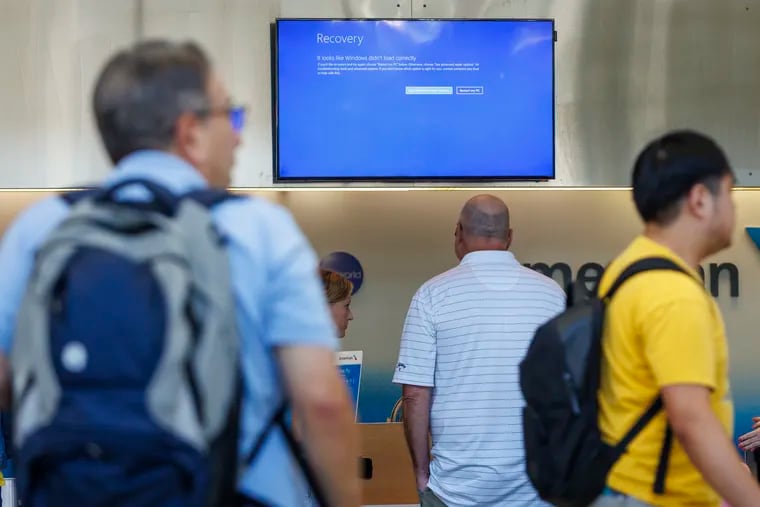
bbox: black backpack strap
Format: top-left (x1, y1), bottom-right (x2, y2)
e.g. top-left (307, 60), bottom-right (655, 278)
top-left (243, 402), bottom-right (289, 465)
top-left (274, 411), bottom-right (331, 507)
top-left (612, 397), bottom-right (673, 495)
top-left (60, 187), bottom-right (99, 206)
top-left (62, 179), bottom-right (180, 216)
top-left (62, 184), bottom-right (241, 209)
top-left (243, 401), bottom-right (331, 507)
top-left (63, 183), bottom-right (241, 217)
top-left (654, 424), bottom-right (674, 494)
top-left (602, 257), bottom-right (688, 300)
top-left (98, 179), bottom-right (180, 215)
top-left (182, 188), bottom-right (242, 208)
top-left (0, 411), bottom-right (11, 468)
top-left (614, 397), bottom-right (663, 454)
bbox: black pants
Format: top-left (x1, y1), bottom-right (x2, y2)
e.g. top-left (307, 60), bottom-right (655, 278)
top-left (234, 493), bottom-right (271, 507)
top-left (419, 487), bottom-right (447, 507)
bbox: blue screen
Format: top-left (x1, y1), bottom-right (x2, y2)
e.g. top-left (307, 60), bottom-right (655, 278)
top-left (275, 19), bottom-right (555, 180)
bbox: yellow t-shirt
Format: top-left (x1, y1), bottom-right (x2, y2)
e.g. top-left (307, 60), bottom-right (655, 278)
top-left (597, 236), bottom-right (733, 507)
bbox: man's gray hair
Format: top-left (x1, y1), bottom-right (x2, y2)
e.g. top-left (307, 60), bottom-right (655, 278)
top-left (93, 40), bottom-right (211, 164)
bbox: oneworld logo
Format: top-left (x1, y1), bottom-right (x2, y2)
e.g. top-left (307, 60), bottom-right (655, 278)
top-left (320, 251), bottom-right (364, 294)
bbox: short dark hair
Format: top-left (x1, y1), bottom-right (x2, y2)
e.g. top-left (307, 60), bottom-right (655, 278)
top-left (93, 40), bottom-right (211, 163)
top-left (631, 130), bottom-right (733, 225)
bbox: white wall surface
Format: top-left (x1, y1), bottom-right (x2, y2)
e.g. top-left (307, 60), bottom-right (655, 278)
top-left (2, 0), bottom-right (760, 187)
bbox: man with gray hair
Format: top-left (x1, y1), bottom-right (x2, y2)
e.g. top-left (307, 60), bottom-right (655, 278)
top-left (0, 40), bottom-right (359, 507)
top-left (393, 194), bottom-right (565, 506)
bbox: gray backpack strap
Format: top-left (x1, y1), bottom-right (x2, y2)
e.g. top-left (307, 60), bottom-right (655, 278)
top-left (149, 198), bottom-right (239, 443)
top-left (12, 245), bottom-right (69, 445)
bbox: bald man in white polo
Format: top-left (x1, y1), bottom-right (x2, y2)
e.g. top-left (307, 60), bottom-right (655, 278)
top-left (394, 195), bottom-right (565, 507)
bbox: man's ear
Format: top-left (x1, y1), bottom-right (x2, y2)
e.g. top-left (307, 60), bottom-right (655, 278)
top-left (684, 183), bottom-right (713, 220)
top-left (172, 112), bottom-right (205, 164)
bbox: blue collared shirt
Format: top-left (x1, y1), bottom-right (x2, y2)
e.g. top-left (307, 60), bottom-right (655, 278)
top-left (0, 150), bottom-right (337, 506)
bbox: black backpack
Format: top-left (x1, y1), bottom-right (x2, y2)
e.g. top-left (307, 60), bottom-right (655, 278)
top-left (519, 257), bottom-right (689, 507)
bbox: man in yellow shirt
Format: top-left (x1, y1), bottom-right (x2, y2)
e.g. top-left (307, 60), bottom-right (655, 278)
top-left (592, 131), bottom-right (760, 507)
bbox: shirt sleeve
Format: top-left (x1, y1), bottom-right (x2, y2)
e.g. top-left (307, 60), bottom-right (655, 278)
top-left (640, 295), bottom-right (717, 390)
top-left (0, 197), bottom-right (69, 353)
top-left (549, 281), bottom-right (567, 316)
top-left (392, 285), bottom-right (436, 387)
top-left (262, 205), bottom-right (337, 349)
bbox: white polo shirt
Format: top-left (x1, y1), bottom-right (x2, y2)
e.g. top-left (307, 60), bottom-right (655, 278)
top-left (393, 250), bottom-right (565, 507)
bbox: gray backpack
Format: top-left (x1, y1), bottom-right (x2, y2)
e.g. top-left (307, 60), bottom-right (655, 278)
top-left (11, 179), bottom-right (241, 507)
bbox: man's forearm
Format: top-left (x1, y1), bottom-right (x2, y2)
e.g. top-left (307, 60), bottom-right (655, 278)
top-left (676, 413), bottom-right (760, 507)
top-left (663, 385), bottom-right (760, 506)
top-left (401, 385), bottom-right (432, 482)
top-left (278, 347), bottom-right (361, 507)
top-left (299, 389), bottom-right (361, 507)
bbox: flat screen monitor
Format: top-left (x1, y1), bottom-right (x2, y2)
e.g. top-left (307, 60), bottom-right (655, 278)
top-left (273, 18), bottom-right (555, 181)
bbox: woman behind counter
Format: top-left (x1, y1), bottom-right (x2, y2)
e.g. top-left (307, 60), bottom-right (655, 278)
top-left (320, 269), bottom-right (354, 340)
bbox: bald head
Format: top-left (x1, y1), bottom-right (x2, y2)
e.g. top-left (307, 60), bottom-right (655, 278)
top-left (459, 194), bottom-right (510, 241)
